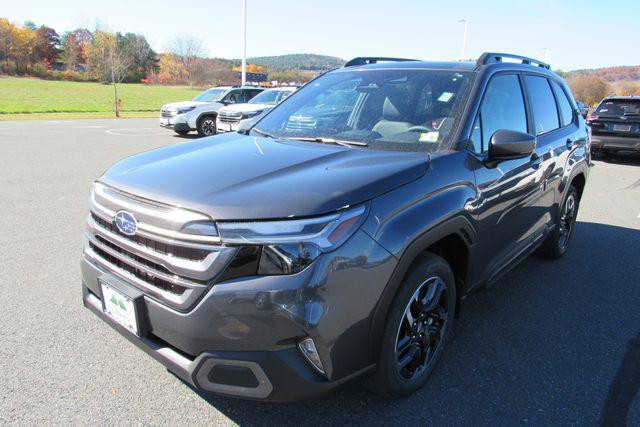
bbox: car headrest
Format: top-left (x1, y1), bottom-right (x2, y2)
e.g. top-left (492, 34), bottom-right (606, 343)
top-left (382, 96), bottom-right (408, 121)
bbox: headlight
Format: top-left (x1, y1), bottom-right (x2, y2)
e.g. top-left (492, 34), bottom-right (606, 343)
top-left (241, 110), bottom-right (263, 119)
top-left (217, 205), bottom-right (367, 275)
top-left (177, 106), bottom-right (196, 115)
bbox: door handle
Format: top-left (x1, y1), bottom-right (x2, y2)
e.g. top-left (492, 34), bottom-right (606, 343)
top-left (566, 138), bottom-right (575, 150)
top-left (530, 153), bottom-right (541, 169)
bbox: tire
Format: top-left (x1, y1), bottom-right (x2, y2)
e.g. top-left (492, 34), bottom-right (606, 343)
top-left (366, 252), bottom-right (456, 399)
top-left (537, 185), bottom-right (579, 260)
top-left (196, 115), bottom-right (217, 136)
top-left (174, 130), bottom-right (189, 135)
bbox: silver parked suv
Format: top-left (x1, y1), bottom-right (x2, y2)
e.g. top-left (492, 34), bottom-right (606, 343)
top-left (216, 86), bottom-right (297, 134)
top-left (172, 86), bottom-right (263, 136)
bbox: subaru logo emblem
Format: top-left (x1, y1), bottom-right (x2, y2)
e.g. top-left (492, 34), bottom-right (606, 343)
top-left (114, 210), bottom-right (137, 235)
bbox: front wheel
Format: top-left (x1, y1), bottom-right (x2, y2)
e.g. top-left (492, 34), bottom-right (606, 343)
top-left (197, 115), bottom-right (217, 136)
top-left (367, 252), bottom-right (456, 399)
top-left (537, 185), bottom-right (579, 259)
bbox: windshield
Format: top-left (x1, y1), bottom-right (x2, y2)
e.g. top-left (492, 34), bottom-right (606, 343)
top-left (249, 89), bottom-right (294, 105)
top-left (193, 88), bottom-right (227, 102)
top-left (595, 99), bottom-right (640, 117)
top-left (253, 69), bottom-right (474, 151)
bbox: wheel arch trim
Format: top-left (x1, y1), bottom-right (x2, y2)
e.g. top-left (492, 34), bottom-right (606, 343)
top-left (367, 215), bottom-right (476, 363)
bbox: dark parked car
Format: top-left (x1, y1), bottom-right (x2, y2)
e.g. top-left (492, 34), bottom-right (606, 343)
top-left (82, 53), bottom-right (590, 401)
top-left (587, 96), bottom-right (640, 156)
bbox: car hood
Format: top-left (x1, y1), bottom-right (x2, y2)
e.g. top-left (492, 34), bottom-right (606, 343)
top-left (99, 132), bottom-right (429, 220)
top-left (162, 101), bottom-right (209, 110)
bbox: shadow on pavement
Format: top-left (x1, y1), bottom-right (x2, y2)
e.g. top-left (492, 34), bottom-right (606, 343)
top-left (594, 151), bottom-right (640, 166)
top-left (185, 221), bottom-right (640, 425)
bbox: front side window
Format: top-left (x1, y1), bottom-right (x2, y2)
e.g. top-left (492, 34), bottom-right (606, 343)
top-left (253, 69), bottom-right (475, 152)
top-left (524, 75), bottom-right (559, 135)
top-left (551, 80), bottom-right (574, 127)
top-left (225, 90), bottom-right (245, 104)
top-left (470, 74), bottom-right (528, 153)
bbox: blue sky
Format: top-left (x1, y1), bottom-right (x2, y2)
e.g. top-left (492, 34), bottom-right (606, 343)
top-left (4, 0), bottom-right (639, 70)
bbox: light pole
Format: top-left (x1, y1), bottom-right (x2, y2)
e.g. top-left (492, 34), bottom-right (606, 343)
top-left (458, 19), bottom-right (468, 61)
top-left (241, 0), bottom-right (247, 86)
top-left (541, 47), bottom-right (550, 62)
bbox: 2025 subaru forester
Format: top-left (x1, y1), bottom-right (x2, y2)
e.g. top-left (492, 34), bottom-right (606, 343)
top-left (82, 53), bottom-right (590, 401)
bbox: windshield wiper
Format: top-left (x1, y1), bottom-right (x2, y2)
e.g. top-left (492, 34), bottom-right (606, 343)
top-left (251, 128), bottom-right (275, 138)
top-left (287, 137), bottom-right (368, 147)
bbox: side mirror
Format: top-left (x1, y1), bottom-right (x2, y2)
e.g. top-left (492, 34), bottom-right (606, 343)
top-left (488, 129), bottom-right (536, 163)
top-left (237, 116), bottom-right (260, 133)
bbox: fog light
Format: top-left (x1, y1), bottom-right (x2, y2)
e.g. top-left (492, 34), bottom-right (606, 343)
top-left (298, 338), bottom-right (325, 375)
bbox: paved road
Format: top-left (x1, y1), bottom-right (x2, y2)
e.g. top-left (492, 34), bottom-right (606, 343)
top-left (0, 118), bottom-right (639, 425)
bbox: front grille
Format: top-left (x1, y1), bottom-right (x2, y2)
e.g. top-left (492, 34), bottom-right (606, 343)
top-left (218, 111), bottom-right (242, 124)
top-left (218, 116), bottom-right (241, 124)
top-left (85, 182), bottom-right (236, 311)
top-left (91, 213), bottom-right (209, 261)
top-left (161, 109), bottom-right (176, 118)
top-left (89, 241), bottom-right (188, 295)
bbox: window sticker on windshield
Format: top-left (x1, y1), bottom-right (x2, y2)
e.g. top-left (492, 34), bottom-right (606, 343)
top-left (438, 92), bottom-right (454, 103)
top-left (419, 132), bottom-right (439, 143)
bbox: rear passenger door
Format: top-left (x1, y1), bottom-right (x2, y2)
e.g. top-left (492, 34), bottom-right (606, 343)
top-left (522, 74), bottom-right (582, 230)
top-left (470, 73), bottom-right (546, 283)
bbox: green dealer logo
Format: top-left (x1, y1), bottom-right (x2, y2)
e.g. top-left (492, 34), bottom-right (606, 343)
top-left (110, 294), bottom-right (127, 311)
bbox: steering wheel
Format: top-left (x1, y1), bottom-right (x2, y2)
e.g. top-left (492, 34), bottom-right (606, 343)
top-left (406, 125), bottom-right (434, 133)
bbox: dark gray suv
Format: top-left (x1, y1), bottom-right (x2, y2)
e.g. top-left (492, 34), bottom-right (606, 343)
top-left (81, 53), bottom-right (590, 401)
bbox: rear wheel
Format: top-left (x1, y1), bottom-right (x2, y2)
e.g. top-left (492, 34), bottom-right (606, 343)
top-left (197, 115), bottom-right (217, 136)
top-left (537, 185), bottom-right (579, 259)
top-left (367, 252), bottom-right (456, 399)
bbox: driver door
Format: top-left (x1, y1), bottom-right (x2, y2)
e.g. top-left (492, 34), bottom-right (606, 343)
top-left (470, 73), bottom-right (545, 283)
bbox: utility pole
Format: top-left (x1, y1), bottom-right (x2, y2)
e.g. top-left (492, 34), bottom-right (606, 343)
top-left (458, 19), bottom-right (468, 61)
top-left (241, 0), bottom-right (247, 86)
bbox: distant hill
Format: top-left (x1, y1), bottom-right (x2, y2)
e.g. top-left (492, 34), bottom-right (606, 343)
top-left (563, 65), bottom-right (640, 83)
top-left (228, 54), bottom-right (345, 71)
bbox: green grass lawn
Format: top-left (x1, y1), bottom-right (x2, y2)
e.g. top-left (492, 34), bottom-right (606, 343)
top-left (0, 77), bottom-right (201, 119)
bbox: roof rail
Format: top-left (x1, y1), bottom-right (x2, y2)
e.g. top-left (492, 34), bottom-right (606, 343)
top-left (477, 52), bottom-right (550, 69)
top-left (344, 57), bottom-right (419, 67)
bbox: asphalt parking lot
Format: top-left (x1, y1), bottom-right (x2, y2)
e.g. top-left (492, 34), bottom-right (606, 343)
top-left (0, 118), bottom-right (639, 425)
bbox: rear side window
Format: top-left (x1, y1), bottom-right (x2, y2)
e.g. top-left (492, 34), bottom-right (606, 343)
top-left (469, 74), bottom-right (527, 153)
top-left (524, 75), bottom-right (559, 135)
top-left (550, 81), bottom-right (574, 127)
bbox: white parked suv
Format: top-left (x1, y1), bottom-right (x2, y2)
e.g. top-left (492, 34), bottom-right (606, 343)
top-left (163, 86), bottom-right (263, 136)
top-left (216, 87), bottom-right (297, 134)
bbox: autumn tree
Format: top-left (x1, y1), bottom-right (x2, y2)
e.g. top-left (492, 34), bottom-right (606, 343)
top-left (0, 18), bottom-right (18, 72)
top-left (13, 25), bottom-right (36, 73)
top-left (166, 35), bottom-right (205, 86)
top-left (62, 28), bottom-right (91, 71)
top-left (34, 26), bottom-right (60, 68)
top-left (87, 31), bottom-right (131, 116)
top-left (567, 75), bottom-right (610, 106)
top-left (119, 32), bottom-right (156, 81)
top-left (615, 81), bottom-right (640, 96)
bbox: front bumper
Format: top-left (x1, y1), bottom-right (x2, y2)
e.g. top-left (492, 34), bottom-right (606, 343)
top-left (81, 229), bottom-right (396, 401)
top-left (83, 285), bottom-right (371, 401)
top-left (591, 134), bottom-right (640, 152)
